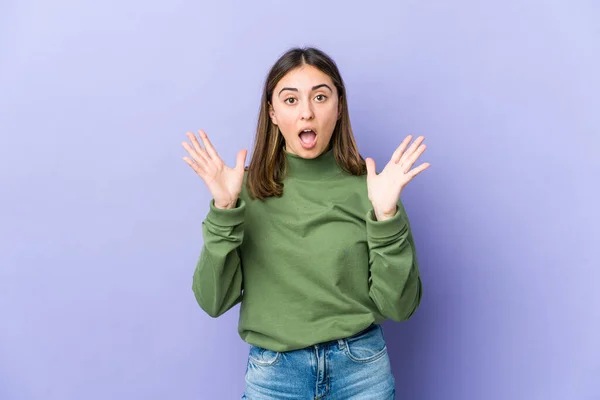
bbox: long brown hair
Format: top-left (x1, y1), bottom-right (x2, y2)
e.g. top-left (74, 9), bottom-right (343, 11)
top-left (245, 46), bottom-right (366, 200)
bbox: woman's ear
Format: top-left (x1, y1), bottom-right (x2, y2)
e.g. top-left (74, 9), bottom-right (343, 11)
top-left (268, 102), bottom-right (278, 125)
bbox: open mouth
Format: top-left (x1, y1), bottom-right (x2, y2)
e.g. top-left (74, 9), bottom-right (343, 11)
top-left (298, 129), bottom-right (317, 149)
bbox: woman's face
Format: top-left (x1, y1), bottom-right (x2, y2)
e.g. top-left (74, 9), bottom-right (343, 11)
top-left (269, 65), bottom-right (342, 158)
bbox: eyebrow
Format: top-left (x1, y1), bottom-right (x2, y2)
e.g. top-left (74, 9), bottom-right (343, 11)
top-left (278, 84), bottom-right (333, 97)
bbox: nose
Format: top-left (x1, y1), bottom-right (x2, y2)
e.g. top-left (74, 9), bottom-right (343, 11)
top-left (299, 100), bottom-right (314, 120)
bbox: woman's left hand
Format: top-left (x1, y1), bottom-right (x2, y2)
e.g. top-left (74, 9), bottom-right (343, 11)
top-left (365, 135), bottom-right (431, 221)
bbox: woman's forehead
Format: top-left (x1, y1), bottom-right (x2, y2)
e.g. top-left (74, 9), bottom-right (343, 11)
top-left (275, 65), bottom-right (334, 92)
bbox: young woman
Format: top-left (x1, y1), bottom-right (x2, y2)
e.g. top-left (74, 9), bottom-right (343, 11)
top-left (182, 47), bottom-right (430, 399)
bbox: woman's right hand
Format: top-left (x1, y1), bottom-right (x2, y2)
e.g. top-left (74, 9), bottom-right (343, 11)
top-left (182, 130), bottom-right (247, 209)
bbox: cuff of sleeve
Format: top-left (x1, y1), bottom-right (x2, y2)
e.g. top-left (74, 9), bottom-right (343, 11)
top-left (365, 206), bottom-right (407, 240)
top-left (206, 198), bottom-right (246, 227)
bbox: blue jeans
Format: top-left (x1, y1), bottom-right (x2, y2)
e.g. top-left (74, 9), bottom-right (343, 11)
top-left (242, 324), bottom-right (395, 399)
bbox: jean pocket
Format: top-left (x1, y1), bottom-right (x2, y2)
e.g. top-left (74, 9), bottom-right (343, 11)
top-left (248, 344), bottom-right (281, 366)
top-left (343, 324), bottom-right (388, 364)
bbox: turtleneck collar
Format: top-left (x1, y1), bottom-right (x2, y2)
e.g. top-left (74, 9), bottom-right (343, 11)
top-left (283, 145), bottom-right (342, 180)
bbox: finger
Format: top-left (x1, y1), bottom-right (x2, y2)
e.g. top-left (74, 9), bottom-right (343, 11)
top-left (399, 136), bottom-right (425, 164)
top-left (182, 141), bottom-right (208, 168)
top-left (235, 149), bottom-right (248, 171)
top-left (198, 130), bottom-right (220, 161)
top-left (187, 132), bottom-right (210, 164)
top-left (407, 162), bottom-right (431, 179)
top-left (401, 144), bottom-right (427, 173)
top-left (182, 156), bottom-right (206, 176)
top-left (399, 136), bottom-right (424, 164)
top-left (365, 157), bottom-right (376, 178)
top-left (391, 135), bottom-right (413, 164)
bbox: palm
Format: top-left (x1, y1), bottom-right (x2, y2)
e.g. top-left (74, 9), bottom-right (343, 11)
top-left (366, 164), bottom-right (404, 212)
top-left (205, 162), bottom-right (245, 205)
top-left (182, 130), bottom-right (247, 208)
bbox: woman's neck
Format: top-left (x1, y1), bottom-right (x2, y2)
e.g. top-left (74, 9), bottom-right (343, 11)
top-left (283, 145), bottom-right (340, 180)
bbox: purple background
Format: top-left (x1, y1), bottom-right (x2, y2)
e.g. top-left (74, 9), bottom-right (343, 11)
top-left (1, 1), bottom-right (599, 399)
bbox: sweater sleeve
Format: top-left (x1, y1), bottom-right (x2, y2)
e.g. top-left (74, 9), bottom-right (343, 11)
top-left (192, 197), bottom-right (246, 318)
top-left (365, 199), bottom-right (423, 321)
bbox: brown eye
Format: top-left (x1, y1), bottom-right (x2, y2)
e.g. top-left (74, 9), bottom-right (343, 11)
top-left (315, 94), bottom-right (327, 102)
top-left (284, 98), bottom-right (297, 105)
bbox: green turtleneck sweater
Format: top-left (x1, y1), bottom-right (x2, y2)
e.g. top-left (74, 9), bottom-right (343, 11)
top-left (192, 147), bottom-right (423, 352)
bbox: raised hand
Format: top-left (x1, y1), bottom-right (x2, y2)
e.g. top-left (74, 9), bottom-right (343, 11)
top-left (365, 135), bottom-right (430, 221)
top-left (182, 130), bottom-right (247, 209)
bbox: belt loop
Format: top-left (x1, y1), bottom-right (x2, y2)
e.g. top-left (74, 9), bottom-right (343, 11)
top-left (337, 339), bottom-right (345, 350)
